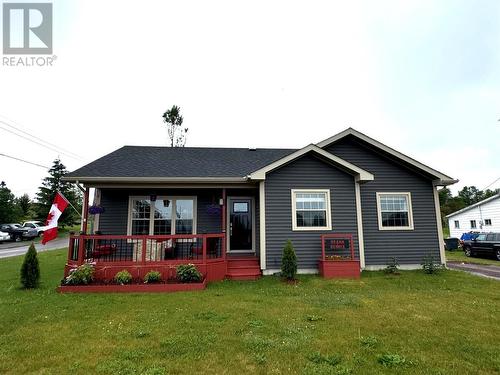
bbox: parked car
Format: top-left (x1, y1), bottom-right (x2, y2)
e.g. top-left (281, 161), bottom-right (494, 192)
top-left (0, 224), bottom-right (38, 242)
top-left (0, 231), bottom-right (11, 243)
top-left (462, 232), bottom-right (500, 261)
top-left (22, 221), bottom-right (48, 236)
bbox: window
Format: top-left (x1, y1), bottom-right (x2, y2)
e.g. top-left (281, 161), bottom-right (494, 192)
top-left (291, 189), bottom-right (332, 230)
top-left (486, 234), bottom-right (495, 241)
top-left (470, 220), bottom-right (476, 229)
top-left (454, 220), bottom-right (460, 229)
top-left (376, 192), bottom-right (414, 230)
top-left (128, 196), bottom-right (196, 235)
top-left (476, 233), bottom-right (486, 241)
top-left (485, 219), bottom-right (492, 226)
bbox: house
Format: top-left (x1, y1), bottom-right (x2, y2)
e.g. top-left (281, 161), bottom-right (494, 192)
top-left (62, 128), bottom-right (456, 282)
top-left (446, 194), bottom-right (500, 238)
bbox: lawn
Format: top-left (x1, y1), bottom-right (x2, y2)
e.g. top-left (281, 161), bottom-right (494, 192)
top-left (0, 250), bottom-right (499, 374)
top-left (446, 250), bottom-right (500, 266)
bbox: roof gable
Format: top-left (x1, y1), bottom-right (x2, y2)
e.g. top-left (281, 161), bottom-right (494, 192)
top-left (248, 144), bottom-right (374, 182)
top-left (316, 128), bottom-right (457, 186)
top-left (446, 194), bottom-right (500, 218)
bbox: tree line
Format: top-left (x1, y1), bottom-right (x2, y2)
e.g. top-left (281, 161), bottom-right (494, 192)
top-left (0, 159), bottom-right (82, 227)
top-left (439, 185), bottom-right (499, 227)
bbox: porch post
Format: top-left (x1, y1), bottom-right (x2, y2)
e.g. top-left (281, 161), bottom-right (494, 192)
top-left (81, 187), bottom-right (89, 234)
top-left (222, 188), bottom-right (226, 258)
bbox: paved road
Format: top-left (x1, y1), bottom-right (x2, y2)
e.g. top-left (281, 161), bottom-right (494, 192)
top-left (447, 261), bottom-right (500, 280)
top-left (0, 237), bottom-right (69, 259)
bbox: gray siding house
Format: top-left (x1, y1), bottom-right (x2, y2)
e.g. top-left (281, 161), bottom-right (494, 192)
top-left (64, 128), bottom-right (456, 276)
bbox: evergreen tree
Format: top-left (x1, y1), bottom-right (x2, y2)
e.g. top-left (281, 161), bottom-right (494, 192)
top-left (281, 239), bottom-right (297, 281)
top-left (34, 159), bottom-right (81, 227)
top-left (15, 194), bottom-right (33, 220)
top-left (20, 243), bottom-right (40, 289)
top-left (0, 181), bottom-right (19, 223)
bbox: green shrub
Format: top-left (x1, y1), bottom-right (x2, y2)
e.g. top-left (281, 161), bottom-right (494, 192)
top-left (383, 257), bottom-right (400, 274)
top-left (20, 243), bottom-right (40, 289)
top-left (421, 254), bottom-right (443, 274)
top-left (176, 264), bottom-right (202, 283)
top-left (281, 239), bottom-right (297, 280)
top-left (144, 270), bottom-right (162, 283)
top-left (359, 335), bottom-right (379, 349)
top-left (64, 263), bottom-right (95, 285)
top-left (306, 351), bottom-right (342, 366)
top-left (115, 270), bottom-right (133, 285)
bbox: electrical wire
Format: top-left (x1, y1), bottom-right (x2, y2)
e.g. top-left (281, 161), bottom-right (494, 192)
top-left (0, 153), bottom-right (49, 169)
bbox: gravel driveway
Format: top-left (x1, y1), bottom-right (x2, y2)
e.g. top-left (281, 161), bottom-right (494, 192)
top-left (447, 261), bottom-right (500, 280)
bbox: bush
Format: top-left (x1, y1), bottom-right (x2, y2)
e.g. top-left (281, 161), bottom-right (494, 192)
top-left (20, 243), bottom-right (40, 289)
top-left (281, 239), bottom-right (297, 280)
top-left (383, 257), bottom-right (400, 274)
top-left (64, 263), bottom-right (95, 285)
top-left (176, 264), bottom-right (202, 283)
top-left (144, 270), bottom-right (162, 284)
top-left (115, 270), bottom-right (132, 285)
top-left (421, 254), bottom-right (443, 274)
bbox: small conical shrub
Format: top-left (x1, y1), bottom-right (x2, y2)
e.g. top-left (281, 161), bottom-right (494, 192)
top-left (281, 239), bottom-right (297, 280)
top-left (20, 243), bottom-right (40, 289)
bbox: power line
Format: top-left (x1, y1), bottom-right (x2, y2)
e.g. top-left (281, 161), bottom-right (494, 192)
top-left (0, 119), bottom-right (85, 161)
top-left (0, 153), bottom-right (49, 169)
top-left (483, 176), bottom-right (500, 191)
top-left (0, 124), bottom-right (85, 162)
top-left (0, 118), bottom-right (84, 160)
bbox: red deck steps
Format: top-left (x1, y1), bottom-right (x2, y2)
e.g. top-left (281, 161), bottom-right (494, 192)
top-left (226, 255), bottom-right (261, 280)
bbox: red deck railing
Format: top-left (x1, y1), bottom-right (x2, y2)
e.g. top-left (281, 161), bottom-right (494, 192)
top-left (67, 233), bottom-right (226, 267)
top-left (320, 233), bottom-right (355, 261)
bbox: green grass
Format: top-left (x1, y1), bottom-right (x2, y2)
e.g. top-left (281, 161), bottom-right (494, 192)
top-left (0, 250), bottom-right (499, 374)
top-left (446, 250), bottom-right (500, 266)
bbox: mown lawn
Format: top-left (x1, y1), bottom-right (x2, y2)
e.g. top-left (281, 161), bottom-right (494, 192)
top-left (0, 250), bottom-right (499, 374)
top-left (446, 250), bottom-right (500, 266)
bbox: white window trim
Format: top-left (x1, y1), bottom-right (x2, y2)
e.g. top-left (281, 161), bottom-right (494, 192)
top-left (291, 189), bottom-right (332, 231)
top-left (376, 192), bottom-right (414, 231)
top-left (127, 196), bottom-right (197, 236)
top-left (485, 219), bottom-right (492, 226)
top-left (454, 220), bottom-right (460, 229)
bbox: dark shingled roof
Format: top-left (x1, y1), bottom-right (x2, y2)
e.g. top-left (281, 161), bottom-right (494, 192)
top-left (66, 146), bottom-right (297, 178)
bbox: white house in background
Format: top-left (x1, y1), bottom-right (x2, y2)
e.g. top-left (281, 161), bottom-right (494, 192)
top-left (446, 194), bottom-right (500, 238)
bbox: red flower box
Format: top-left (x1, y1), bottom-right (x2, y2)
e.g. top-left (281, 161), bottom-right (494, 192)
top-left (319, 259), bottom-right (360, 279)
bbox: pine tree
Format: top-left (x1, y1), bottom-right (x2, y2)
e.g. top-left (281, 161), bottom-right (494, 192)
top-left (34, 159), bottom-right (82, 227)
top-left (281, 239), bottom-right (297, 280)
top-left (0, 181), bottom-right (20, 223)
top-left (16, 194), bottom-right (33, 221)
top-left (20, 243), bottom-right (40, 289)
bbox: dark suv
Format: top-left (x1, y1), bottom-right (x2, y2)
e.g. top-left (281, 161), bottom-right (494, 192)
top-left (463, 232), bottom-right (500, 261)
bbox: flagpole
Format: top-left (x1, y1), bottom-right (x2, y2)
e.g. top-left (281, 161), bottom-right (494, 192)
top-left (57, 191), bottom-right (82, 218)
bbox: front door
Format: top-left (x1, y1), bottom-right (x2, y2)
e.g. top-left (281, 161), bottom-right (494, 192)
top-left (228, 197), bottom-right (254, 252)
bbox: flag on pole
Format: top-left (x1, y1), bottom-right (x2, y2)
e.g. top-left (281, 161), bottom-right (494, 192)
top-left (41, 192), bottom-right (69, 245)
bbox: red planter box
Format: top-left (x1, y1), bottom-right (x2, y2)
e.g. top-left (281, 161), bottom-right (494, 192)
top-left (57, 278), bottom-right (207, 293)
top-left (319, 260), bottom-right (360, 279)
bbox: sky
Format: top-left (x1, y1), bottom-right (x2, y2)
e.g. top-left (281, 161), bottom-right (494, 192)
top-left (1, 0), bottom-right (499, 199)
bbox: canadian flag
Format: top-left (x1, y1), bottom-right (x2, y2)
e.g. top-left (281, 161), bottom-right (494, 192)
top-left (41, 192), bottom-right (69, 245)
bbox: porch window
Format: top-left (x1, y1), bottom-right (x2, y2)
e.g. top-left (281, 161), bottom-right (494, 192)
top-left (291, 189), bottom-right (332, 231)
top-left (128, 197), bottom-right (196, 235)
top-left (376, 192), bottom-right (414, 230)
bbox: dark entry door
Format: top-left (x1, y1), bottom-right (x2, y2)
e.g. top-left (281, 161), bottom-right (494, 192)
top-left (229, 198), bottom-right (253, 251)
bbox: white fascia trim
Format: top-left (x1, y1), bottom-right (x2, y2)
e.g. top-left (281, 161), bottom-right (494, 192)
top-left (316, 128), bottom-right (457, 185)
top-left (259, 181), bottom-right (267, 270)
top-left (63, 176), bottom-right (248, 184)
top-left (248, 144), bottom-right (374, 182)
top-left (433, 185), bottom-right (446, 266)
top-left (354, 181), bottom-right (365, 269)
top-left (262, 268), bottom-right (319, 275)
top-left (445, 193), bottom-right (500, 218)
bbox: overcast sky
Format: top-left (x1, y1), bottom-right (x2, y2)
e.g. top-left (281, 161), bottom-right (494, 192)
top-left (1, 0), bottom-right (499, 199)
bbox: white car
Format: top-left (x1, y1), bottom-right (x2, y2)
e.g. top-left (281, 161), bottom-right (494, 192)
top-left (0, 231), bottom-right (11, 243)
top-left (22, 221), bottom-right (49, 236)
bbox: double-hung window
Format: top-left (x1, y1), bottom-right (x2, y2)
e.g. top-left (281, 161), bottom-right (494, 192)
top-left (454, 220), bottom-right (460, 229)
top-left (376, 192), bottom-right (414, 230)
top-left (128, 196), bottom-right (196, 235)
top-left (291, 189), bottom-right (332, 230)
